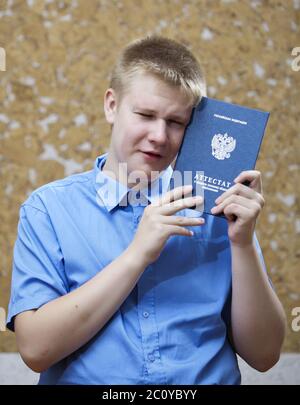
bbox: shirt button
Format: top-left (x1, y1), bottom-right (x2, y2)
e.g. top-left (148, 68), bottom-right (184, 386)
top-left (143, 311), bottom-right (149, 318)
top-left (147, 353), bottom-right (155, 362)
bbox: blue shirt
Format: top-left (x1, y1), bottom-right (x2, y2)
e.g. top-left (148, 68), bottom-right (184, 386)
top-left (7, 153), bottom-right (267, 385)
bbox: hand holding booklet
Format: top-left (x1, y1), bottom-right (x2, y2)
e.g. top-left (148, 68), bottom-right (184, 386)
top-left (171, 97), bottom-right (270, 217)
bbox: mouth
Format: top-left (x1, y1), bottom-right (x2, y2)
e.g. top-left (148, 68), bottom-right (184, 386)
top-left (141, 151), bottom-right (162, 160)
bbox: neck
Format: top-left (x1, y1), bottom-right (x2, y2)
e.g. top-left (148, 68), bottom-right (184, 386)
top-left (102, 153), bottom-right (159, 191)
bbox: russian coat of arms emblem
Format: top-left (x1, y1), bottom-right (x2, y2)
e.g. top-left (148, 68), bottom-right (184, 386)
top-left (211, 133), bottom-right (236, 160)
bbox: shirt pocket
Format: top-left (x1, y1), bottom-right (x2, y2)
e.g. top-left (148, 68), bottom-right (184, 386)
top-left (176, 208), bottom-right (230, 264)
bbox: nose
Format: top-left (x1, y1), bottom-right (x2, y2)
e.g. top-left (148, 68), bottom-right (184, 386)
top-left (148, 119), bottom-right (167, 145)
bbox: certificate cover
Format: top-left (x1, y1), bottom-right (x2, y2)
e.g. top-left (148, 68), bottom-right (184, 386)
top-left (171, 97), bottom-right (270, 217)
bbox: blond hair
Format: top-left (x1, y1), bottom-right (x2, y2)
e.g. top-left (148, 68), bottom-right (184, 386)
top-left (109, 36), bottom-right (206, 106)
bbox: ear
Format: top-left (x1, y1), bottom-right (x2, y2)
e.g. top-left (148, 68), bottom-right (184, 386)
top-left (103, 88), bottom-right (118, 124)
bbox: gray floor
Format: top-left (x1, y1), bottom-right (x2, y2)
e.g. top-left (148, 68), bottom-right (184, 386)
top-left (0, 352), bottom-right (299, 385)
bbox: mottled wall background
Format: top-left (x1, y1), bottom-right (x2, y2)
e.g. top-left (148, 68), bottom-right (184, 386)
top-left (0, 0), bottom-right (299, 353)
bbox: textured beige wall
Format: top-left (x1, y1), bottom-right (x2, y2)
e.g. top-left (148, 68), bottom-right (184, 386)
top-left (0, 0), bottom-right (299, 353)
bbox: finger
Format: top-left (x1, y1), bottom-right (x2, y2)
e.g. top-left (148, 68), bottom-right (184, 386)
top-left (159, 195), bottom-right (203, 216)
top-left (211, 194), bottom-right (261, 215)
top-left (164, 224), bottom-right (196, 237)
top-left (152, 185), bottom-right (193, 207)
top-left (214, 183), bottom-right (264, 207)
top-left (222, 203), bottom-right (253, 222)
top-left (161, 215), bottom-right (205, 227)
top-left (233, 170), bottom-right (262, 194)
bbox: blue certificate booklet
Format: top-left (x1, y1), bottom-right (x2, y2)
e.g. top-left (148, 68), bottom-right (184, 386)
top-left (171, 97), bottom-right (270, 217)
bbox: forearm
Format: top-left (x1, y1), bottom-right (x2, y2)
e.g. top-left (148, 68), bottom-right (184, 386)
top-left (17, 245), bottom-right (146, 372)
top-left (230, 241), bottom-right (286, 371)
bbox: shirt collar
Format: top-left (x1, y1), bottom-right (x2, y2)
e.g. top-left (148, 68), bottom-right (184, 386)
top-left (93, 153), bottom-right (173, 212)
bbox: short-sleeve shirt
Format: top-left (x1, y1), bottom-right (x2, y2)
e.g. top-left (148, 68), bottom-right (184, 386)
top-left (7, 153), bottom-right (267, 385)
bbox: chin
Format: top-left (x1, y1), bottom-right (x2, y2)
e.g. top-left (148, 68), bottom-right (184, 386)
top-left (144, 162), bottom-right (168, 174)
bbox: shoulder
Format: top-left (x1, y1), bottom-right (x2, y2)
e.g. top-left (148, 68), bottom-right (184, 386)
top-left (21, 169), bottom-right (94, 214)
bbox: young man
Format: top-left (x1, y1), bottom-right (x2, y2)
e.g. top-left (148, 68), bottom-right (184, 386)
top-left (7, 36), bottom-right (286, 385)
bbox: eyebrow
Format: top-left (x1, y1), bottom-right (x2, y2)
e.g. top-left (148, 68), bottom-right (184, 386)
top-left (133, 107), bottom-right (188, 122)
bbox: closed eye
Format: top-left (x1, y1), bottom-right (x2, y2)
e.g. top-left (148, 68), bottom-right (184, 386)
top-left (135, 112), bottom-right (185, 127)
top-left (135, 112), bottom-right (153, 118)
top-left (167, 119), bottom-right (185, 127)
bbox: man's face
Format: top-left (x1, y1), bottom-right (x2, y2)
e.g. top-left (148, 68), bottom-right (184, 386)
top-left (103, 72), bottom-right (193, 186)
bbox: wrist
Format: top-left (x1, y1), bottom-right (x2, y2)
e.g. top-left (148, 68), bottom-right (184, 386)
top-left (123, 243), bottom-right (150, 272)
top-left (230, 238), bottom-right (255, 251)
